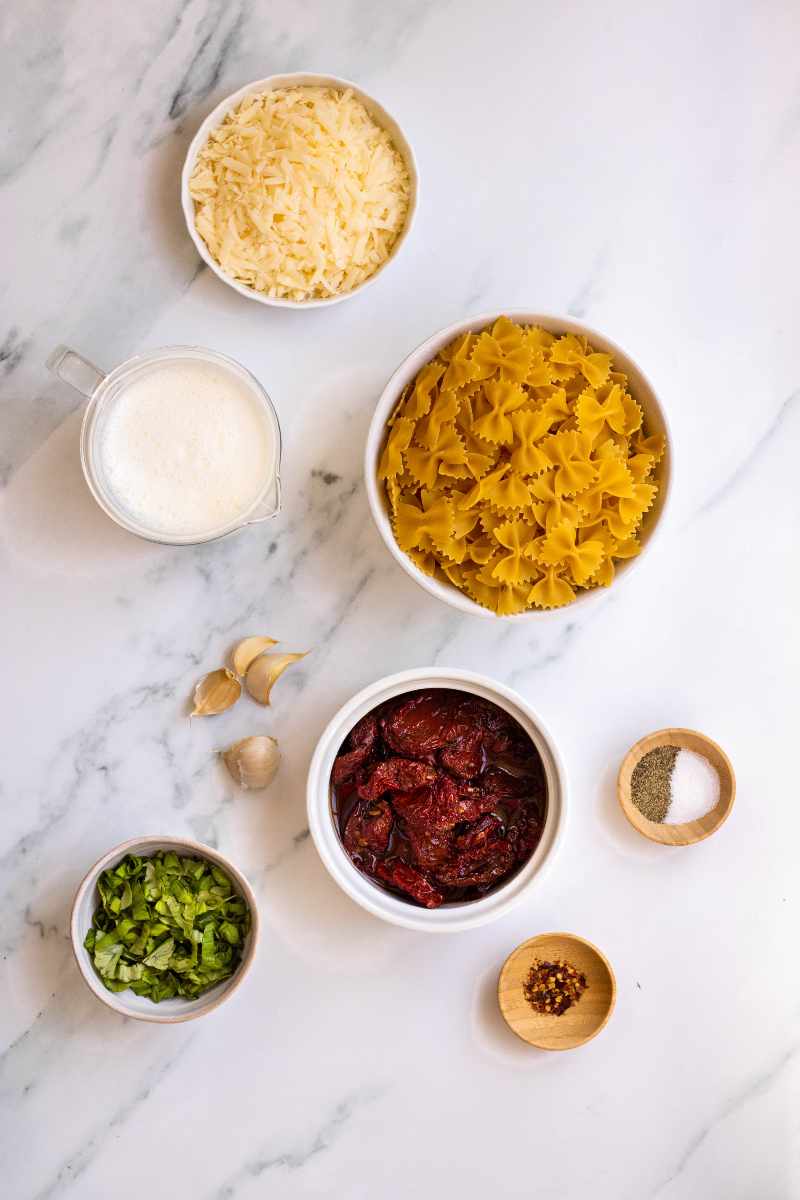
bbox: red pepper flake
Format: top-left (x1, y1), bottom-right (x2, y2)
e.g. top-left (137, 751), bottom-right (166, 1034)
top-left (523, 957), bottom-right (588, 1016)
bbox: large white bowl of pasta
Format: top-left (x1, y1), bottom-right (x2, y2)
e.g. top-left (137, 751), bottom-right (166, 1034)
top-left (364, 311), bottom-right (672, 619)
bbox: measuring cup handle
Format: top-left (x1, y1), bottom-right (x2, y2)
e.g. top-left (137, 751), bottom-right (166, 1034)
top-left (246, 470), bottom-right (282, 525)
top-left (46, 345), bottom-right (106, 398)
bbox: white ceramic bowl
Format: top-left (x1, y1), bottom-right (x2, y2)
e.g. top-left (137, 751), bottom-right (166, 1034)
top-left (306, 668), bottom-right (566, 932)
top-left (181, 72), bottom-right (419, 308)
top-left (364, 311), bottom-right (672, 619)
top-left (70, 836), bottom-right (259, 1023)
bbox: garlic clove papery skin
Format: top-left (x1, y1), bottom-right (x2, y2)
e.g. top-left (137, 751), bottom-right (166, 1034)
top-left (222, 735), bottom-right (280, 790)
top-left (191, 668), bottom-right (242, 716)
top-left (231, 636), bottom-right (279, 677)
top-left (245, 652), bottom-right (308, 706)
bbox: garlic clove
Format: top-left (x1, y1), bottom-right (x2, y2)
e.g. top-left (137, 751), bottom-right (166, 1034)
top-left (191, 668), bottom-right (241, 716)
top-left (231, 635), bottom-right (279, 677)
top-left (221, 735), bottom-right (280, 790)
top-left (245, 652), bottom-right (308, 705)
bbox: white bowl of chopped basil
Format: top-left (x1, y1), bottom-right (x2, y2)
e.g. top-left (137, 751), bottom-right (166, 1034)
top-left (70, 837), bottom-right (259, 1023)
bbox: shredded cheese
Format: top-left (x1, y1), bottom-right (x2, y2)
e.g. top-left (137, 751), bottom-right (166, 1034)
top-left (189, 86), bottom-right (411, 302)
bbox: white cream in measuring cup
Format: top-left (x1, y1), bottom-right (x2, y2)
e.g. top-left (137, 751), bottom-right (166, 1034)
top-left (47, 345), bottom-right (281, 544)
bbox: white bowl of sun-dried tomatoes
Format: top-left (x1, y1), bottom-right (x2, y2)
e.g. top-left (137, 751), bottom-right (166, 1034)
top-left (306, 667), bottom-right (566, 932)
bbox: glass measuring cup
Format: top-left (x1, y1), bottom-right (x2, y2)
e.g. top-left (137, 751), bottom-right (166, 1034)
top-left (47, 344), bottom-right (282, 545)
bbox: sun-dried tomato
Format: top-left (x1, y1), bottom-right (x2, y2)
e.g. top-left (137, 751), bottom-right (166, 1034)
top-left (343, 798), bottom-right (393, 856)
top-left (331, 714), bottom-right (379, 785)
top-left (357, 757), bottom-right (438, 801)
top-left (434, 838), bottom-right (515, 889)
top-left (510, 811), bottom-right (544, 862)
top-left (439, 730), bottom-right (485, 779)
top-left (478, 767), bottom-right (531, 799)
top-left (373, 859), bottom-right (444, 908)
top-left (453, 813), bottom-right (503, 852)
top-left (331, 689), bottom-right (547, 908)
top-left (393, 775), bottom-right (494, 831)
top-left (380, 693), bottom-right (477, 757)
top-left (404, 823), bottom-right (453, 870)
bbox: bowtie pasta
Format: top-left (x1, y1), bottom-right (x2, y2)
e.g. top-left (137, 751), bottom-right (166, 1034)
top-left (378, 317), bottom-right (665, 614)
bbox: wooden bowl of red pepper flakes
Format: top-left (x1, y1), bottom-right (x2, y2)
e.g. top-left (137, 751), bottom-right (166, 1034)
top-left (498, 932), bottom-right (616, 1050)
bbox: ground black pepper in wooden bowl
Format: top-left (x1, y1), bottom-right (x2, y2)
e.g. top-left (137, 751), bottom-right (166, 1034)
top-left (630, 744), bottom-right (679, 822)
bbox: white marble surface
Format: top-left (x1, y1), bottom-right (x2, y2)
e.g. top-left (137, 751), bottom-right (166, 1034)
top-left (2, 1), bottom-right (799, 1196)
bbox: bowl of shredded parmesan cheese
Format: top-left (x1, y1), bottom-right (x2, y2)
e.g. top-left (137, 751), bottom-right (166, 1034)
top-left (182, 73), bottom-right (418, 307)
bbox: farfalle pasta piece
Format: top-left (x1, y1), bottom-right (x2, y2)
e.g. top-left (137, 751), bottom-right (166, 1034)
top-left (378, 317), bottom-right (664, 613)
top-left (578, 384), bottom-right (642, 440)
top-left (589, 557), bottom-right (615, 587)
top-left (441, 333), bottom-right (480, 391)
top-left (416, 390), bottom-right (460, 450)
top-left (626, 430), bottom-right (666, 481)
top-left (524, 326), bottom-right (555, 353)
top-left (386, 476), bottom-right (418, 516)
top-left (473, 380), bottom-right (529, 445)
top-left (407, 547), bottom-right (439, 577)
top-left (495, 581), bottom-right (535, 615)
top-left (465, 449), bottom-right (497, 479)
top-left (378, 416), bottom-right (416, 479)
top-left (526, 356), bottom-right (556, 387)
top-left (598, 501), bottom-right (642, 540)
top-left (576, 385), bottom-right (625, 440)
top-left (619, 392), bottom-right (643, 437)
top-left (456, 393), bottom-right (498, 459)
top-left (578, 521), bottom-right (641, 587)
top-left (457, 463), bottom-right (512, 511)
top-left (539, 430), bottom-right (596, 496)
top-left (634, 431), bottom-right (666, 462)
top-left (439, 560), bottom-right (466, 589)
top-left (405, 424), bottom-right (467, 488)
top-left (386, 383), bottom-right (411, 429)
top-left (575, 458), bottom-right (635, 520)
top-left (535, 521), bottom-right (605, 586)
top-left (461, 565), bottom-right (501, 611)
top-left (429, 505), bottom-right (480, 564)
top-left (509, 409), bottom-right (552, 476)
top-left (530, 470), bottom-right (584, 531)
top-left (593, 436), bottom-right (627, 462)
top-left (393, 494), bottom-right (454, 552)
top-left (479, 508), bottom-right (506, 537)
top-left (627, 453), bottom-right (654, 482)
top-left (528, 567), bottom-right (576, 609)
top-left (489, 469), bottom-right (532, 512)
top-left (471, 324), bottom-right (533, 384)
top-left (618, 482), bottom-right (657, 525)
top-left (550, 334), bottom-right (612, 388)
top-left (514, 389), bottom-right (570, 437)
top-left (467, 535), bottom-right (498, 565)
top-left (469, 559), bottom-right (532, 616)
top-left (402, 361), bottom-right (445, 421)
top-left (490, 518), bottom-right (539, 585)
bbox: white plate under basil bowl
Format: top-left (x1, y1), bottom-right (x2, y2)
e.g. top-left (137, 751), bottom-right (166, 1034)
top-left (364, 310), bottom-right (672, 619)
top-left (70, 836), bottom-right (259, 1023)
top-left (180, 72), bottom-right (419, 309)
top-left (306, 668), bottom-right (566, 933)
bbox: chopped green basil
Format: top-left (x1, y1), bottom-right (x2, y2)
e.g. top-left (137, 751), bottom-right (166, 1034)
top-left (84, 851), bottom-right (250, 1003)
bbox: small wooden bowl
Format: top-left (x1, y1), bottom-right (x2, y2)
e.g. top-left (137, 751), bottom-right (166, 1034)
top-left (618, 727), bottom-right (735, 846)
top-left (498, 932), bottom-right (616, 1050)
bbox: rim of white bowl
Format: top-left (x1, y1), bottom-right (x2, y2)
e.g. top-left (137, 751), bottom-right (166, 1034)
top-left (70, 835), bottom-right (260, 1023)
top-left (180, 72), bottom-right (419, 308)
top-left (306, 668), bottom-right (567, 932)
top-left (364, 310), bottom-right (673, 619)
